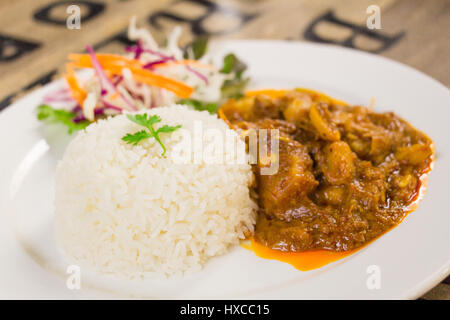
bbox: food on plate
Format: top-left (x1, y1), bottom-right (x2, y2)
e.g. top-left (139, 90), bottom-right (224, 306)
top-left (220, 89), bottom-right (434, 253)
top-left (37, 17), bottom-right (249, 133)
top-left (38, 18), bottom-right (434, 275)
top-left (54, 105), bottom-right (256, 277)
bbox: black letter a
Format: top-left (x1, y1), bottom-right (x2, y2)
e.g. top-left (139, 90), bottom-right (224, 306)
top-left (304, 10), bottom-right (404, 53)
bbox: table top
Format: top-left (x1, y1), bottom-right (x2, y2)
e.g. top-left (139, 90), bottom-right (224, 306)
top-left (0, 0), bottom-right (448, 300)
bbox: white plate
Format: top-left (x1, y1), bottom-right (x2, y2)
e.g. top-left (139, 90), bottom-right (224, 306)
top-left (0, 40), bottom-right (449, 299)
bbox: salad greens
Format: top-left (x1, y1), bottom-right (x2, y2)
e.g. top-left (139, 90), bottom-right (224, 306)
top-left (177, 99), bottom-right (219, 114)
top-left (37, 105), bottom-right (89, 134)
top-left (220, 53), bottom-right (250, 99)
top-left (36, 34), bottom-right (250, 134)
top-left (178, 51), bottom-right (250, 112)
top-left (184, 36), bottom-right (209, 60)
top-left (220, 53), bottom-right (247, 75)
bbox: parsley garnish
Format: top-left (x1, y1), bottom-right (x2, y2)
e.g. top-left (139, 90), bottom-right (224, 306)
top-left (36, 104), bottom-right (89, 134)
top-left (122, 113), bottom-right (181, 156)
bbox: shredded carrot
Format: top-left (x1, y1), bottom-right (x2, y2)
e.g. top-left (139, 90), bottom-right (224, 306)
top-left (109, 92), bottom-right (120, 101)
top-left (94, 64), bottom-right (192, 98)
top-left (69, 54), bottom-right (214, 70)
top-left (117, 66), bottom-right (193, 98)
top-left (68, 53), bottom-right (142, 69)
top-left (68, 53), bottom-right (196, 98)
top-left (65, 63), bottom-right (86, 106)
top-left (69, 59), bottom-right (127, 70)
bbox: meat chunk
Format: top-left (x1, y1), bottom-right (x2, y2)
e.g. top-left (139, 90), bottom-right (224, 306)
top-left (318, 141), bottom-right (356, 185)
top-left (258, 138), bottom-right (318, 220)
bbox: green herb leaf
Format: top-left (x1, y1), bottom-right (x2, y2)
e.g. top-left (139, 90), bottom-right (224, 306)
top-left (220, 53), bottom-right (247, 76)
top-left (219, 53), bottom-right (249, 99)
top-left (156, 124), bottom-right (182, 134)
top-left (221, 77), bottom-right (250, 100)
top-left (126, 113), bottom-right (161, 128)
top-left (121, 130), bottom-right (152, 146)
top-left (178, 99), bottom-right (219, 114)
top-left (36, 104), bottom-right (89, 134)
top-left (184, 36), bottom-right (209, 60)
top-left (123, 113), bottom-right (181, 156)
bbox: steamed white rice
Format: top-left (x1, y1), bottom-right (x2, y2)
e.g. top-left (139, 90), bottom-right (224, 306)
top-left (55, 105), bottom-right (257, 278)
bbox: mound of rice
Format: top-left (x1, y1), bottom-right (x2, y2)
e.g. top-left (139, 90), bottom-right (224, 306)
top-left (55, 105), bottom-right (256, 278)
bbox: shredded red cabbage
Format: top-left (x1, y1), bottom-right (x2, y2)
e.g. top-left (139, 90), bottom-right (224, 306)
top-left (112, 75), bottom-right (123, 86)
top-left (86, 45), bottom-right (137, 111)
top-left (72, 105), bottom-right (82, 113)
top-left (125, 43), bottom-right (175, 61)
top-left (102, 100), bottom-right (124, 112)
top-left (43, 96), bottom-right (75, 103)
top-left (126, 42), bottom-right (209, 84)
top-left (143, 59), bottom-right (169, 70)
top-left (43, 88), bottom-right (75, 103)
top-left (72, 108), bottom-right (105, 123)
top-left (185, 65), bottom-right (209, 85)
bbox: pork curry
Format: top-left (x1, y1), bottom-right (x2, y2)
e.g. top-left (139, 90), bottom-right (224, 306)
top-left (220, 89), bottom-right (434, 252)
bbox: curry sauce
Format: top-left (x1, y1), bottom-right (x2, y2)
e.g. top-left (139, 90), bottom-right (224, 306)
top-left (220, 89), bottom-right (434, 258)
